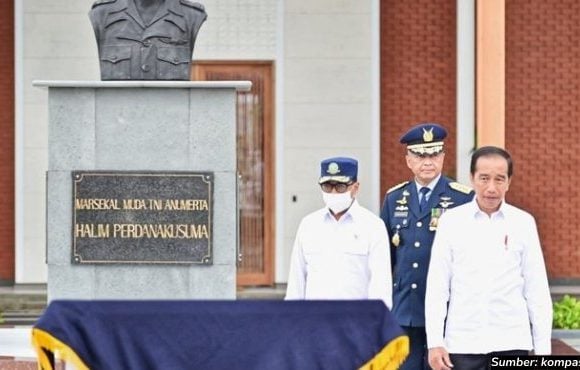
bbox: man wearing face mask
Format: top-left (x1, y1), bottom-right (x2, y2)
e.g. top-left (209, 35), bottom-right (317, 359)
top-left (285, 157), bottom-right (392, 309)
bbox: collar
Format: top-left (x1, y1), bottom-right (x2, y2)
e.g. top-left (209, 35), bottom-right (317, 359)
top-left (124, 0), bottom-right (173, 28)
top-left (470, 198), bottom-right (508, 220)
top-left (414, 174), bottom-right (441, 193)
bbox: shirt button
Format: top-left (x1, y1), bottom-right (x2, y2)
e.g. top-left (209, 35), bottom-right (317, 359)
top-left (143, 40), bottom-right (151, 47)
top-left (412, 262), bottom-right (419, 268)
top-left (141, 64), bottom-right (151, 72)
top-left (414, 241), bottom-right (420, 248)
top-left (416, 221), bottom-right (422, 227)
top-left (411, 283), bottom-right (417, 289)
top-left (111, 55), bottom-right (117, 61)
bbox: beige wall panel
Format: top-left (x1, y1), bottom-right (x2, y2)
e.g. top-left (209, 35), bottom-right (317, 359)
top-left (194, 0), bottom-right (277, 60)
top-left (284, 59), bottom-right (371, 103)
top-left (286, 0), bottom-right (371, 14)
top-left (284, 103), bottom-right (371, 148)
top-left (285, 14), bottom-right (371, 58)
top-left (24, 1), bottom-right (93, 13)
top-left (22, 105), bottom-right (48, 150)
top-left (24, 14), bottom-right (96, 59)
top-left (22, 236), bottom-right (47, 282)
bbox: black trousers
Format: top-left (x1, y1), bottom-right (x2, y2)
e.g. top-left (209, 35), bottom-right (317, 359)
top-left (450, 350), bottom-right (529, 370)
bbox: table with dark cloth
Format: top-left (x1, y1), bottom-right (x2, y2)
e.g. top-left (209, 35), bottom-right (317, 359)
top-left (31, 300), bottom-right (408, 370)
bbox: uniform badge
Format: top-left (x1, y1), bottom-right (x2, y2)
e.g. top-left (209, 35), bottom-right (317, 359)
top-left (327, 162), bottom-right (340, 175)
top-left (429, 196), bottom-right (456, 230)
top-left (439, 197), bottom-right (454, 208)
top-left (429, 208), bottom-right (443, 231)
top-left (423, 127), bottom-right (434, 142)
top-left (396, 195), bottom-right (408, 205)
top-left (449, 182), bottom-right (473, 194)
top-left (392, 225), bottom-right (401, 247)
top-left (395, 195), bottom-right (408, 211)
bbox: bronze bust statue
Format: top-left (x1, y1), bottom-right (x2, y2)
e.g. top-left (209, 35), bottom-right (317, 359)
top-left (89, 0), bottom-right (207, 80)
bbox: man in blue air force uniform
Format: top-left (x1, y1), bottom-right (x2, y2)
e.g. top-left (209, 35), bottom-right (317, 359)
top-left (89, 0), bottom-right (207, 80)
top-left (380, 123), bottom-right (474, 370)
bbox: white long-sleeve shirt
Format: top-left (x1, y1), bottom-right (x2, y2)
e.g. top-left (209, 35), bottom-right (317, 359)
top-left (285, 201), bottom-right (393, 308)
top-left (425, 200), bottom-right (552, 354)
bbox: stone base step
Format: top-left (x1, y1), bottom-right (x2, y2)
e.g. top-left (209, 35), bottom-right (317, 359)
top-left (0, 295), bottom-right (47, 312)
top-left (1, 310), bottom-right (45, 326)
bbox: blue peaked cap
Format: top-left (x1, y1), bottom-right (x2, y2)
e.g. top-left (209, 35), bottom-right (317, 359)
top-left (400, 122), bottom-right (447, 155)
top-left (319, 157), bottom-right (358, 184)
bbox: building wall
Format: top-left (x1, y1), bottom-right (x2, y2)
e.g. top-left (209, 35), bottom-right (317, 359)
top-left (0, 1), bottom-right (14, 283)
top-left (380, 0), bottom-right (458, 194)
top-left (506, 0), bottom-right (580, 280)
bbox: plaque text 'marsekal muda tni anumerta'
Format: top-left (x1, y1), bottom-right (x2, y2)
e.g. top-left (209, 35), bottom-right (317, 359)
top-left (72, 171), bottom-right (213, 264)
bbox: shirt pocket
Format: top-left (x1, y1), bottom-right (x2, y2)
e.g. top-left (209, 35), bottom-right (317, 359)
top-left (341, 233), bottom-right (370, 256)
top-left (505, 237), bottom-right (525, 264)
top-left (156, 47), bottom-right (190, 80)
top-left (339, 239), bottom-right (369, 276)
top-left (99, 46), bottom-right (131, 80)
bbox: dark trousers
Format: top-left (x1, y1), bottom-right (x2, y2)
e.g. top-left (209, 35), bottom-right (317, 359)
top-left (399, 326), bottom-right (430, 370)
top-left (450, 350), bottom-right (529, 370)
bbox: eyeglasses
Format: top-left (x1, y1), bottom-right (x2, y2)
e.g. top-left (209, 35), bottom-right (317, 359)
top-left (320, 182), bottom-right (353, 193)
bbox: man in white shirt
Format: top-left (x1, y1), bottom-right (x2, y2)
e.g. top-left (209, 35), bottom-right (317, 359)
top-left (285, 157), bottom-right (392, 308)
top-left (425, 146), bottom-right (552, 370)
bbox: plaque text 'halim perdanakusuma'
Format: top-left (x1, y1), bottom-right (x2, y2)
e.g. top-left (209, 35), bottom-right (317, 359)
top-left (72, 171), bottom-right (213, 264)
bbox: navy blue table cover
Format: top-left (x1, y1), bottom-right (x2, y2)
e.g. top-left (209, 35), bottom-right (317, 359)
top-left (32, 300), bottom-right (408, 370)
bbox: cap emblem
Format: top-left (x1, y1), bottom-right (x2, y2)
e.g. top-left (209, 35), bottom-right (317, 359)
top-left (423, 127), bottom-right (434, 142)
top-left (327, 162), bottom-right (340, 175)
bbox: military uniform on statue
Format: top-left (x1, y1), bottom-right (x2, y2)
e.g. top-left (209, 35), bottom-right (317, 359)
top-left (89, 0), bottom-right (207, 80)
top-left (380, 123), bottom-right (474, 370)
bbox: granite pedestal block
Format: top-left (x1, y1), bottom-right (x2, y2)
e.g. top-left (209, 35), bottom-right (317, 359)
top-left (34, 81), bottom-right (251, 301)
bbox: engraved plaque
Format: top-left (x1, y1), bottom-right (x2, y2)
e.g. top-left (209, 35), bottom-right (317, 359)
top-left (72, 171), bottom-right (213, 264)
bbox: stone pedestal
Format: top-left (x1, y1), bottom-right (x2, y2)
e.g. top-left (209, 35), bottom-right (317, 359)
top-left (34, 81), bottom-right (251, 301)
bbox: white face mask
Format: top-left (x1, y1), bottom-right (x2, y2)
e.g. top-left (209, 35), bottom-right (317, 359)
top-left (322, 191), bottom-right (354, 214)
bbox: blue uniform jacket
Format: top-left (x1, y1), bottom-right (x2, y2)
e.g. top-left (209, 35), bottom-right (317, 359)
top-left (380, 176), bottom-right (474, 327)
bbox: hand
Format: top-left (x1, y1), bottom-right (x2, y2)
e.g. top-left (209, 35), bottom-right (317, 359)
top-left (428, 347), bottom-right (453, 370)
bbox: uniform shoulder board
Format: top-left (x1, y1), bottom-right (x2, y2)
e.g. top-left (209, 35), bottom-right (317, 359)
top-left (180, 0), bottom-right (206, 11)
top-left (449, 181), bottom-right (473, 194)
top-left (387, 181), bottom-right (409, 194)
top-left (92, 0), bottom-right (117, 8)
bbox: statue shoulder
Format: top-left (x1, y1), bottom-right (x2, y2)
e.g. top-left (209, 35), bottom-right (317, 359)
top-left (387, 181), bottom-right (410, 194)
top-left (91, 0), bottom-right (117, 9)
top-left (180, 0), bottom-right (206, 12)
top-left (448, 181), bottom-right (473, 194)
